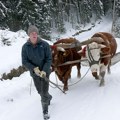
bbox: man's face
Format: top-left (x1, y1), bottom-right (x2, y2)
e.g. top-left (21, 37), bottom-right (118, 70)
top-left (29, 32), bottom-right (38, 44)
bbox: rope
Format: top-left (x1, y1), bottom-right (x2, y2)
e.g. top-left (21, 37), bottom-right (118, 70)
top-left (29, 78), bottom-right (33, 95)
top-left (49, 73), bottom-right (59, 88)
top-left (49, 72), bottom-right (59, 88)
top-left (44, 76), bottom-right (66, 94)
top-left (49, 82), bottom-right (56, 88)
top-left (49, 67), bottom-right (90, 88)
top-left (68, 68), bottom-right (90, 87)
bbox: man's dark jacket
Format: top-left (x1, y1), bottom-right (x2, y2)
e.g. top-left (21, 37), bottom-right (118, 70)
top-left (22, 38), bottom-right (52, 77)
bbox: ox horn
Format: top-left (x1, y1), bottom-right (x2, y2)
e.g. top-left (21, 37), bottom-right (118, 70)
top-left (55, 43), bottom-right (73, 49)
top-left (80, 37), bottom-right (104, 46)
top-left (54, 37), bottom-right (105, 49)
top-left (56, 46), bottom-right (65, 52)
top-left (91, 37), bottom-right (105, 43)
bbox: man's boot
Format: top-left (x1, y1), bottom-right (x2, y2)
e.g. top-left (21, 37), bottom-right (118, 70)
top-left (43, 110), bottom-right (50, 120)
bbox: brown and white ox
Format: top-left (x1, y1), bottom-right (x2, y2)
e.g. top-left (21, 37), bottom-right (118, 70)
top-left (78, 32), bottom-right (117, 86)
top-left (51, 38), bottom-right (82, 91)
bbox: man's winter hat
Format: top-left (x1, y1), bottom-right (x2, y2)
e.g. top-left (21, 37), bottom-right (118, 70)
top-left (27, 25), bottom-right (39, 35)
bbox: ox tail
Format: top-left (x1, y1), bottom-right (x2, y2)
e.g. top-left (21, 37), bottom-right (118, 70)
top-left (107, 60), bottom-right (111, 74)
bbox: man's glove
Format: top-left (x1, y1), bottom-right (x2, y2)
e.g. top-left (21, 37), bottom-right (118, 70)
top-left (33, 67), bottom-right (41, 76)
top-left (39, 71), bottom-right (46, 78)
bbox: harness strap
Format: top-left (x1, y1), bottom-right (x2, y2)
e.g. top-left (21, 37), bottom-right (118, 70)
top-left (87, 45), bottom-right (99, 66)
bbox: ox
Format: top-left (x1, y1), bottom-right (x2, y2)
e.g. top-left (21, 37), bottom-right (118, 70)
top-left (78, 32), bottom-right (117, 86)
top-left (51, 38), bottom-right (82, 91)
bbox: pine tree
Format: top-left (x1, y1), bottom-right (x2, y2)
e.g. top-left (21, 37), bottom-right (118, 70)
top-left (90, 0), bottom-right (104, 21)
top-left (50, 0), bottom-right (66, 34)
top-left (0, 1), bottom-right (7, 29)
top-left (36, 0), bottom-right (52, 39)
top-left (101, 0), bottom-right (113, 14)
top-left (1, 0), bottom-right (23, 31)
top-left (113, 0), bottom-right (120, 37)
top-left (79, 0), bottom-right (92, 25)
top-left (0, 0), bottom-right (117, 38)
top-left (19, 0), bottom-right (39, 31)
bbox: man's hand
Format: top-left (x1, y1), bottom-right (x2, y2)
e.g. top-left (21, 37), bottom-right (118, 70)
top-left (34, 67), bottom-right (46, 78)
top-left (34, 67), bottom-right (41, 76)
top-left (39, 71), bottom-right (46, 78)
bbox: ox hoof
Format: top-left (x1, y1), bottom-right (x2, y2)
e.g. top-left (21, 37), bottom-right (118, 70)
top-left (95, 78), bottom-right (100, 80)
top-left (63, 87), bottom-right (68, 91)
top-left (60, 80), bottom-right (64, 84)
top-left (77, 75), bottom-right (81, 78)
top-left (95, 76), bottom-right (99, 80)
top-left (99, 81), bottom-right (105, 87)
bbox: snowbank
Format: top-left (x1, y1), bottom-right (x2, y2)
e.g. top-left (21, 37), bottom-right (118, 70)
top-left (0, 19), bottom-right (120, 120)
top-left (0, 30), bottom-right (28, 75)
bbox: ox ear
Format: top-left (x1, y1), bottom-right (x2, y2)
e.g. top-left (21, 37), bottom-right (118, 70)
top-left (57, 47), bottom-right (65, 52)
top-left (77, 50), bottom-right (82, 54)
top-left (99, 44), bottom-right (106, 48)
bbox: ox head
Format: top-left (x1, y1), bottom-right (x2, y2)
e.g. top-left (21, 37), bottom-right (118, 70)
top-left (53, 48), bottom-right (71, 65)
top-left (78, 37), bottom-right (108, 73)
top-left (51, 44), bottom-right (78, 69)
top-left (50, 45), bottom-right (66, 71)
top-left (51, 45), bottom-right (65, 60)
top-left (51, 44), bottom-right (73, 71)
top-left (86, 42), bottom-right (106, 73)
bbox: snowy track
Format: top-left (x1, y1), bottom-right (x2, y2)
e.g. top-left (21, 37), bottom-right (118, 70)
top-left (0, 20), bottom-right (120, 120)
top-left (0, 62), bottom-right (120, 120)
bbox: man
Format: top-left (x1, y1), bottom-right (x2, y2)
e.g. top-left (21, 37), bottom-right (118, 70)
top-left (22, 25), bottom-right (52, 120)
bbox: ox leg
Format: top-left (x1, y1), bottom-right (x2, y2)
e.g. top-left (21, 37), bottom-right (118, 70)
top-left (63, 79), bottom-right (68, 91)
top-left (99, 71), bottom-right (105, 86)
top-left (90, 64), bottom-right (99, 80)
top-left (69, 74), bottom-right (71, 79)
top-left (92, 72), bottom-right (99, 80)
top-left (63, 68), bottom-right (72, 91)
top-left (77, 63), bottom-right (81, 78)
top-left (99, 65), bottom-right (107, 86)
top-left (55, 72), bottom-right (64, 83)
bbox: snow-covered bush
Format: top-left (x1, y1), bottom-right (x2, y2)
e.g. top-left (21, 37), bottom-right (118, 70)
top-left (0, 30), bottom-right (28, 46)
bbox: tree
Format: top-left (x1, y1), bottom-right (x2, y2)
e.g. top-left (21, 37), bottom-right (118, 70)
top-left (113, 0), bottom-right (120, 37)
top-left (0, 0), bottom-right (118, 38)
top-left (0, 1), bottom-right (7, 29)
top-left (50, 0), bottom-right (66, 33)
top-left (79, 0), bottom-right (92, 25)
top-left (101, 0), bottom-right (113, 14)
top-left (91, 0), bottom-right (104, 21)
top-left (19, 0), bottom-right (40, 31)
top-left (0, 0), bottom-right (23, 31)
top-left (33, 0), bottom-right (52, 39)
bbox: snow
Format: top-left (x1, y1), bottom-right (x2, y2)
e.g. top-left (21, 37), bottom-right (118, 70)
top-left (0, 19), bottom-right (120, 120)
top-left (0, 30), bottom-right (52, 75)
top-left (51, 17), bottom-right (112, 42)
top-left (0, 30), bottom-right (28, 75)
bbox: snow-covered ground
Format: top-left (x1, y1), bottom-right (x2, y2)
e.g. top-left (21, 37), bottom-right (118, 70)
top-left (51, 17), bottom-right (112, 42)
top-left (0, 19), bottom-right (120, 120)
